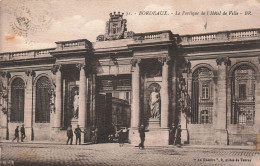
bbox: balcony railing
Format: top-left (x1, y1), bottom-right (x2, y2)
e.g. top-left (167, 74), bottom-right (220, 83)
top-left (0, 48), bottom-right (55, 61)
top-left (180, 28), bottom-right (260, 45)
top-left (133, 30), bottom-right (173, 43)
top-left (55, 39), bottom-right (92, 51)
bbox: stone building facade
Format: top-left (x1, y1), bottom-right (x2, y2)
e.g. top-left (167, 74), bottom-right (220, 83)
top-left (0, 13), bottom-right (260, 146)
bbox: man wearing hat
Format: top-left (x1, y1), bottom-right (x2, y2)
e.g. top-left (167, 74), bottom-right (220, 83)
top-left (12, 126), bottom-right (19, 142)
top-left (20, 124), bottom-right (26, 142)
top-left (138, 124), bottom-right (146, 149)
top-left (74, 125), bottom-right (82, 145)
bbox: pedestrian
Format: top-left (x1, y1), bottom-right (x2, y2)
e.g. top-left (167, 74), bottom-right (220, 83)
top-left (170, 124), bottom-right (177, 145)
top-left (20, 124), bottom-right (26, 142)
top-left (174, 125), bottom-right (182, 147)
top-left (138, 124), bottom-right (147, 149)
top-left (118, 129), bottom-right (124, 147)
top-left (12, 126), bottom-right (19, 143)
top-left (66, 125), bottom-right (73, 145)
top-left (93, 127), bottom-right (99, 144)
top-left (74, 125), bottom-right (82, 145)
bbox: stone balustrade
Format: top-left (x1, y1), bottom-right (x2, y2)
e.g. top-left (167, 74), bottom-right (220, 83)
top-left (0, 48), bottom-right (55, 61)
top-left (133, 30), bottom-right (173, 42)
top-left (55, 39), bottom-right (91, 51)
top-left (180, 28), bottom-right (260, 45)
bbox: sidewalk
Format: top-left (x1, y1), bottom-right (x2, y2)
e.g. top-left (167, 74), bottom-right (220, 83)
top-left (1, 139), bottom-right (258, 150)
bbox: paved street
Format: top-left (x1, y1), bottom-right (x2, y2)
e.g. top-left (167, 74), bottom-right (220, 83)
top-left (0, 142), bottom-right (260, 166)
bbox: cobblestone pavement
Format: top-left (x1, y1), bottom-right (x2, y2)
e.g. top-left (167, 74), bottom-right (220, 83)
top-left (0, 143), bottom-right (260, 166)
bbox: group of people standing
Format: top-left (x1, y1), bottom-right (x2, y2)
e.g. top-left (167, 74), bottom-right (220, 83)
top-left (66, 124), bottom-right (99, 145)
top-left (170, 124), bottom-right (182, 146)
top-left (66, 124), bottom-right (85, 145)
top-left (12, 124), bottom-right (26, 142)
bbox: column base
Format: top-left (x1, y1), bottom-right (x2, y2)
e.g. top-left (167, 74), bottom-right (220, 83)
top-left (181, 128), bottom-right (189, 144)
top-left (214, 129), bottom-right (228, 145)
top-left (129, 128), bottom-right (170, 146)
top-left (148, 118), bottom-right (160, 129)
top-left (25, 127), bottom-right (33, 141)
top-left (145, 129), bottom-right (169, 146)
top-left (129, 128), bottom-right (140, 145)
top-left (0, 127), bottom-right (9, 140)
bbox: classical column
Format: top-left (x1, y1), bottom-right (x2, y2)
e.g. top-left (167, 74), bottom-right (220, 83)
top-left (77, 64), bottom-right (87, 129)
top-left (131, 58), bottom-right (141, 128)
top-left (159, 57), bottom-right (170, 128)
top-left (53, 65), bottom-right (62, 128)
top-left (215, 57), bottom-right (230, 145)
top-left (24, 70), bottom-right (35, 140)
top-left (0, 72), bottom-right (8, 140)
top-left (255, 57), bottom-right (260, 149)
top-left (0, 72), bottom-right (10, 140)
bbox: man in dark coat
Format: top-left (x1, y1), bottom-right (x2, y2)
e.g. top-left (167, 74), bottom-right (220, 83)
top-left (138, 124), bottom-right (146, 149)
top-left (12, 126), bottom-right (19, 143)
top-left (66, 125), bottom-right (73, 145)
top-left (20, 124), bottom-right (26, 142)
top-left (74, 125), bottom-right (82, 145)
top-left (174, 125), bottom-right (182, 146)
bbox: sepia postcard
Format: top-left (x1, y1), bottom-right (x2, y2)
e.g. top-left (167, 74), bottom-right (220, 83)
top-left (0, 0), bottom-right (260, 165)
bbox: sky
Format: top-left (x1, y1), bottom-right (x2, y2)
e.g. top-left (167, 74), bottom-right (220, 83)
top-left (0, 0), bottom-right (260, 52)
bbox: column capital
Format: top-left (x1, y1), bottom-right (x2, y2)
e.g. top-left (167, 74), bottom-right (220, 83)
top-left (25, 70), bottom-right (36, 77)
top-left (216, 57), bottom-right (231, 66)
top-left (0, 71), bottom-right (11, 78)
top-left (158, 56), bottom-right (171, 65)
top-left (76, 63), bottom-right (86, 70)
top-left (130, 58), bottom-right (141, 67)
top-left (51, 65), bottom-right (62, 75)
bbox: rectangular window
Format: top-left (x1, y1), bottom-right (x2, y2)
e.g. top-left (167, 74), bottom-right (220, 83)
top-left (201, 110), bottom-right (209, 124)
top-left (239, 84), bottom-right (246, 99)
top-left (202, 84), bottom-right (209, 99)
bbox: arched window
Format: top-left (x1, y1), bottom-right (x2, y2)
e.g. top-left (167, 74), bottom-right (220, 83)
top-left (191, 67), bottom-right (213, 124)
top-left (231, 65), bottom-right (255, 125)
top-left (36, 76), bottom-right (51, 123)
top-left (10, 78), bottom-right (25, 122)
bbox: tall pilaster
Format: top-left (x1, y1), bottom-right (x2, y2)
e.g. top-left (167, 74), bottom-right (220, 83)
top-left (215, 57), bottom-right (230, 145)
top-left (77, 64), bottom-right (87, 130)
top-left (159, 57), bottom-right (170, 128)
top-left (255, 57), bottom-right (260, 149)
top-left (53, 65), bottom-right (62, 128)
top-left (0, 72), bottom-right (9, 140)
top-left (24, 70), bottom-right (35, 140)
top-left (131, 58), bottom-right (141, 128)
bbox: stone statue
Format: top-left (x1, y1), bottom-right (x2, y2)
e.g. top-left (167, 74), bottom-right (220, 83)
top-left (149, 87), bottom-right (160, 119)
top-left (73, 91), bottom-right (79, 118)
